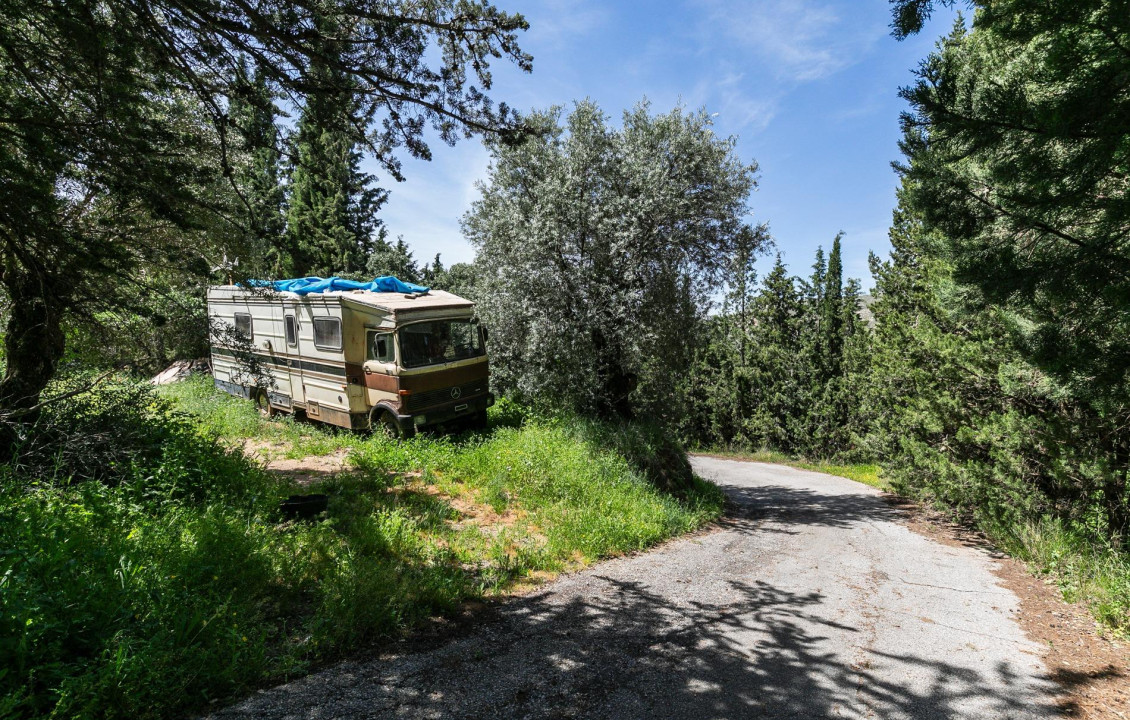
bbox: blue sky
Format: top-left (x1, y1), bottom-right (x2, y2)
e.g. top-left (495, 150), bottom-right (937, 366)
top-left (371, 0), bottom-right (960, 289)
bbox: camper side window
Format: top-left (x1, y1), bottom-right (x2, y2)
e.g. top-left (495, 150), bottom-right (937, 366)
top-left (284, 315), bottom-right (297, 347)
top-left (367, 332), bottom-right (394, 363)
top-left (233, 313), bottom-right (252, 340)
top-left (312, 317), bottom-right (342, 350)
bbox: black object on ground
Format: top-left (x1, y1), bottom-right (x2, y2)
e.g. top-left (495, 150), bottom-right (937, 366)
top-left (279, 494), bottom-right (328, 519)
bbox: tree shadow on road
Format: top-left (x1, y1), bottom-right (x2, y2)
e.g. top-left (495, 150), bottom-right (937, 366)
top-left (214, 570), bottom-right (1054, 719)
top-left (716, 482), bottom-right (907, 537)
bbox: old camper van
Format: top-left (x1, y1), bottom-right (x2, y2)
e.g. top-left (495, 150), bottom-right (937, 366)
top-left (207, 278), bottom-right (492, 437)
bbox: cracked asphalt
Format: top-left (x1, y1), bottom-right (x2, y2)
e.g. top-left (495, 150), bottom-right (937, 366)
top-left (209, 457), bottom-right (1055, 719)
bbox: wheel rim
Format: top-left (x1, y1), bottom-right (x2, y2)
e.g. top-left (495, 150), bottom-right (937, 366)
top-left (255, 392), bottom-right (270, 416)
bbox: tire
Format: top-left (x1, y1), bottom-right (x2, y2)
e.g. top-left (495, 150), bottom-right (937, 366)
top-left (374, 409), bottom-right (414, 440)
top-left (254, 390), bottom-right (276, 418)
top-left (470, 409), bottom-right (489, 431)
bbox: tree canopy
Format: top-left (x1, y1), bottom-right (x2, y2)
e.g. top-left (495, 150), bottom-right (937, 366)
top-left (897, 1), bottom-right (1130, 404)
top-left (464, 100), bottom-right (766, 420)
top-left (0, 0), bottom-right (531, 419)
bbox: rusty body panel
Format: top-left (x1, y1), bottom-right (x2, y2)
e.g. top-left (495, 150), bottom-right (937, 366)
top-left (359, 370), bottom-right (398, 393)
top-left (399, 362), bottom-right (488, 393)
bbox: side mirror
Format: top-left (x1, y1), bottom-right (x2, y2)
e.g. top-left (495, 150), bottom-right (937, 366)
top-left (481, 326), bottom-right (489, 342)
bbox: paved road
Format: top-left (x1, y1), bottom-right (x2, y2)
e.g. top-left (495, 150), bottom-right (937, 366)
top-left (212, 457), bottom-right (1055, 719)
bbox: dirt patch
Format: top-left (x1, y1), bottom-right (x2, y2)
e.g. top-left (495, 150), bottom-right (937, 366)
top-left (890, 495), bottom-right (1130, 719)
top-left (447, 494), bottom-right (528, 534)
top-left (243, 440), bottom-right (351, 486)
top-left (267, 450), bottom-right (351, 486)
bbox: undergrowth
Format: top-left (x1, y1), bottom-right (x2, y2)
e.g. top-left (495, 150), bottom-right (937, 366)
top-left (1, 375), bottom-right (722, 719)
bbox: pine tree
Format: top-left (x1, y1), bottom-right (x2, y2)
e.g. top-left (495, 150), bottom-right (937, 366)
top-left (365, 236), bottom-right (420, 282)
top-left (229, 59), bottom-right (287, 275)
top-left (286, 20), bottom-right (387, 277)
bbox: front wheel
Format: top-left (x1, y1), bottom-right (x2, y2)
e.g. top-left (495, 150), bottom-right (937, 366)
top-left (374, 409), bottom-right (414, 440)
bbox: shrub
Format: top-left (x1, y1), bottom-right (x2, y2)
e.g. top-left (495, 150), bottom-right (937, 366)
top-left (2, 377), bottom-right (723, 718)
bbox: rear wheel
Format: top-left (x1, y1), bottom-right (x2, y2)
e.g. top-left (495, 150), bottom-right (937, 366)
top-left (254, 390), bottom-right (276, 418)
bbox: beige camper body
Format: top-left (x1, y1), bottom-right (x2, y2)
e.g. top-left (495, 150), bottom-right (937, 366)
top-left (207, 286), bottom-right (492, 435)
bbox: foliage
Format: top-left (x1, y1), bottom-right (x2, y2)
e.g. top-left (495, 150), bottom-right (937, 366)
top-left (864, 178), bottom-right (1130, 631)
top-left (683, 242), bottom-right (870, 459)
top-left (464, 99), bottom-right (766, 420)
top-left (0, 0), bottom-right (531, 419)
top-left (286, 16), bottom-right (387, 277)
top-left (365, 236), bottom-right (422, 283)
top-left (898, 3), bottom-right (1130, 409)
top-left (229, 60), bottom-right (288, 278)
top-left (1, 376), bottom-right (722, 719)
top-left (869, 3), bottom-right (1130, 632)
top-left (60, 275), bottom-right (210, 374)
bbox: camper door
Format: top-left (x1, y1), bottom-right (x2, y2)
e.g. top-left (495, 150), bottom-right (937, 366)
top-left (282, 307), bottom-right (305, 404)
top-left (362, 329), bottom-right (398, 407)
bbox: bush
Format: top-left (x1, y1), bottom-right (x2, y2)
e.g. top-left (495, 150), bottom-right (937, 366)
top-left (1, 377), bottom-right (723, 718)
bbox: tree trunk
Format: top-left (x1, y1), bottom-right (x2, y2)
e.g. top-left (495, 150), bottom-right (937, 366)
top-left (591, 327), bottom-right (636, 421)
top-left (0, 269), bottom-right (67, 423)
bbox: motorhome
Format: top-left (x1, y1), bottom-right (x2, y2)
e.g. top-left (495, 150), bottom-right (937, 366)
top-left (207, 279), bottom-right (492, 437)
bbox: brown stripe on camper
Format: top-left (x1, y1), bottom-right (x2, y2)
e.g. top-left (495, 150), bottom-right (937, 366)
top-left (360, 370), bottom-right (398, 393)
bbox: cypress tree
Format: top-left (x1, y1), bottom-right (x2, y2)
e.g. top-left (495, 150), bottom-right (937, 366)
top-left (745, 254), bottom-right (807, 452)
top-left (822, 232), bottom-right (845, 379)
top-left (286, 18), bottom-right (387, 277)
top-left (229, 59), bottom-right (287, 275)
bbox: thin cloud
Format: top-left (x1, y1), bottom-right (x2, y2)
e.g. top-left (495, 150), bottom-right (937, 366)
top-left (696, 0), bottom-right (885, 83)
top-left (710, 72), bottom-right (779, 133)
top-left (527, 0), bottom-right (612, 49)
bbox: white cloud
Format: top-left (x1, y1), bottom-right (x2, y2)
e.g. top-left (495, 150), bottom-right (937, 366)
top-left (526, 0), bottom-right (612, 50)
top-left (696, 0), bottom-right (885, 83)
top-left (370, 139), bottom-right (491, 267)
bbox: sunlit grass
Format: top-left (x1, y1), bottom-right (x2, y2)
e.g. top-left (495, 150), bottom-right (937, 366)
top-left (0, 376), bottom-right (723, 720)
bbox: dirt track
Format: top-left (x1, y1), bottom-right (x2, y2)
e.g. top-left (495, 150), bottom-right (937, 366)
top-left (210, 457), bottom-right (1059, 719)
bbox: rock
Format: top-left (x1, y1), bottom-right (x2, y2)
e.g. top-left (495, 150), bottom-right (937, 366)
top-left (150, 358), bottom-right (211, 385)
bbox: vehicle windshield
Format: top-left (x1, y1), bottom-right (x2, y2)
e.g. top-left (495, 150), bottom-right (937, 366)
top-left (398, 319), bottom-right (484, 368)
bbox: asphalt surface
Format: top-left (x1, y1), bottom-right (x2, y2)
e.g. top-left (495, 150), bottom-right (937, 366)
top-left (210, 457), bottom-right (1055, 719)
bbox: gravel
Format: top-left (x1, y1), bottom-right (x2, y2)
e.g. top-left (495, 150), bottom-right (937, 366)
top-left (208, 457), bottom-right (1055, 719)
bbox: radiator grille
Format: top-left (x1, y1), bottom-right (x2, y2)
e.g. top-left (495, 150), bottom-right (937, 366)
top-left (404, 381), bottom-right (487, 412)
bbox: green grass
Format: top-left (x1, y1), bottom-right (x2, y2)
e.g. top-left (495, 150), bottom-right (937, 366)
top-left (979, 517), bottom-right (1130, 637)
top-left (1, 376), bottom-right (722, 720)
top-left (695, 448), bottom-right (887, 490)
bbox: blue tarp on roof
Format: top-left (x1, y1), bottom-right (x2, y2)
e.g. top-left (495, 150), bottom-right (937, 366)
top-left (246, 276), bottom-right (430, 295)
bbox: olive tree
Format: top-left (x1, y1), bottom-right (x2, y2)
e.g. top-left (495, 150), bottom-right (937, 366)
top-left (463, 100), bottom-right (767, 420)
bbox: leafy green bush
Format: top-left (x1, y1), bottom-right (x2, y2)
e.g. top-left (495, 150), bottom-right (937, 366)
top-left (1, 377), bottom-right (722, 718)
